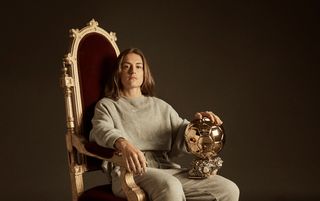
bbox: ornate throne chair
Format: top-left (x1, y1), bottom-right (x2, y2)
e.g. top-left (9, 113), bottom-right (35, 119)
top-left (61, 19), bottom-right (146, 201)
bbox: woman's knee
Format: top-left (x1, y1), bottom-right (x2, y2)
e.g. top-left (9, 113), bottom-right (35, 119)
top-left (136, 169), bottom-right (186, 201)
top-left (222, 180), bottom-right (240, 201)
top-left (165, 176), bottom-right (184, 192)
top-left (154, 176), bottom-right (185, 200)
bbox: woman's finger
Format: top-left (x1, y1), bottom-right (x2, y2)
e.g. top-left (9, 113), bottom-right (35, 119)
top-left (196, 111), bottom-right (223, 126)
top-left (132, 153), bottom-right (142, 175)
top-left (138, 152), bottom-right (147, 174)
top-left (194, 112), bottom-right (202, 119)
top-left (125, 156), bottom-right (132, 172)
top-left (213, 114), bottom-right (223, 125)
top-left (128, 156), bottom-right (137, 173)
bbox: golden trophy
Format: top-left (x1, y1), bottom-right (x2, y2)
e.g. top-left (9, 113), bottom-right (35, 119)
top-left (185, 117), bottom-right (225, 178)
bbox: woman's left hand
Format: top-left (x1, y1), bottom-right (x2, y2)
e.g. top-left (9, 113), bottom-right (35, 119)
top-left (194, 111), bottom-right (223, 126)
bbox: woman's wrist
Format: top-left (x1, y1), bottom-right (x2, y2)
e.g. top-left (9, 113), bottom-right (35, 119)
top-left (114, 137), bottom-right (127, 151)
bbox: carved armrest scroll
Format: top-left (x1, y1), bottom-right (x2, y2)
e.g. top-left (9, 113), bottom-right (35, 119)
top-left (71, 135), bottom-right (146, 201)
top-left (71, 134), bottom-right (125, 166)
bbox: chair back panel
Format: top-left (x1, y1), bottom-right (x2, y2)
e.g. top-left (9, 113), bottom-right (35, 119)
top-left (77, 33), bottom-right (118, 138)
top-left (62, 20), bottom-right (128, 201)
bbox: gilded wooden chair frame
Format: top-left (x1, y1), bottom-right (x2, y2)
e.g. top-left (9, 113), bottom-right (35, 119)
top-left (61, 19), bottom-right (146, 201)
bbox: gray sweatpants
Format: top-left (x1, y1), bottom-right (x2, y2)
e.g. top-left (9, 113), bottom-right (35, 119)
top-left (111, 167), bottom-right (239, 201)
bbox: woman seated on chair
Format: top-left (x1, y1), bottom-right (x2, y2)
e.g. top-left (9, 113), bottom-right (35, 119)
top-left (89, 48), bottom-right (240, 201)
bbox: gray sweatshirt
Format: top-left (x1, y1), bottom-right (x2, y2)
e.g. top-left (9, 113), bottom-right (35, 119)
top-left (89, 95), bottom-right (190, 168)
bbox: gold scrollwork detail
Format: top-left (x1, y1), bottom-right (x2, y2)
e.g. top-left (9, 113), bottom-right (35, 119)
top-left (74, 165), bottom-right (86, 175)
top-left (110, 32), bottom-right (117, 42)
top-left (88, 18), bottom-right (99, 27)
top-left (63, 53), bottom-right (73, 65)
top-left (69, 28), bottom-right (80, 38)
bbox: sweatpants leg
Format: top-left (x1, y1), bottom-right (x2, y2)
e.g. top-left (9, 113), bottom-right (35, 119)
top-left (111, 167), bottom-right (185, 201)
top-left (175, 170), bottom-right (240, 201)
top-left (134, 168), bottom-right (186, 201)
top-left (111, 167), bottom-right (239, 201)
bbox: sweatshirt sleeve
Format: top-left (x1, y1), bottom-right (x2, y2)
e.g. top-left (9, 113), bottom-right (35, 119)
top-left (167, 105), bottom-right (191, 158)
top-left (89, 100), bottom-right (123, 149)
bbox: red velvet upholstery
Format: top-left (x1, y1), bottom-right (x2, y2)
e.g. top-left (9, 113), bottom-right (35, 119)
top-left (77, 33), bottom-right (117, 138)
top-left (76, 32), bottom-right (123, 200)
top-left (79, 184), bottom-right (126, 201)
top-left (85, 141), bottom-right (116, 158)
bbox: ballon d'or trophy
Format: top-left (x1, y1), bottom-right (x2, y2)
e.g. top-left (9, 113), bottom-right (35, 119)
top-left (185, 117), bottom-right (225, 178)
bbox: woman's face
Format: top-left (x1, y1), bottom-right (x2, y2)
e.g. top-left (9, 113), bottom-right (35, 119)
top-left (119, 53), bottom-right (144, 91)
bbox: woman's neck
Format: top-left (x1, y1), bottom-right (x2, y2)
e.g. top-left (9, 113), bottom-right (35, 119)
top-left (120, 88), bottom-right (143, 99)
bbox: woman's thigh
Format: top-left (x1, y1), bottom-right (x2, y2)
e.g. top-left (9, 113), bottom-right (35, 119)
top-left (112, 167), bottom-right (239, 201)
top-left (134, 168), bottom-right (185, 201)
top-left (175, 170), bottom-right (239, 201)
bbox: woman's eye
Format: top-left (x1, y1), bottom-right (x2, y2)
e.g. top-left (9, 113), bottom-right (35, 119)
top-left (122, 65), bottom-right (130, 70)
top-left (136, 65), bottom-right (143, 69)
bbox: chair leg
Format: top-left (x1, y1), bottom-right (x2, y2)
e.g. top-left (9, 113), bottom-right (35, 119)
top-left (69, 165), bottom-right (85, 201)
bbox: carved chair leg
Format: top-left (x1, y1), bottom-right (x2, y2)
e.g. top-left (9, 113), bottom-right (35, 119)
top-left (120, 167), bottom-right (146, 201)
top-left (69, 165), bottom-right (85, 201)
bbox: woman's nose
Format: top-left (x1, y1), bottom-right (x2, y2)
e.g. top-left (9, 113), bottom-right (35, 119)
top-left (128, 66), bottom-right (136, 74)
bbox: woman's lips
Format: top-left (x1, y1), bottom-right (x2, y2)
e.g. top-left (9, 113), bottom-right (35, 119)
top-left (129, 76), bottom-right (137, 80)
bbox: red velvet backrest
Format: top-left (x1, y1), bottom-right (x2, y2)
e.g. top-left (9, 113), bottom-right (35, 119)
top-left (77, 33), bottom-right (118, 139)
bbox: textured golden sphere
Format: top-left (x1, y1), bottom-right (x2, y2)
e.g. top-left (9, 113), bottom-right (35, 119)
top-left (185, 117), bottom-right (225, 159)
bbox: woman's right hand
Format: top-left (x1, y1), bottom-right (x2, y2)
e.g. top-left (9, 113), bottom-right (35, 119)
top-left (114, 138), bottom-right (147, 175)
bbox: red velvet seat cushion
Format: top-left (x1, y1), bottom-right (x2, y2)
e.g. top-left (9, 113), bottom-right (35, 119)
top-left (79, 184), bottom-right (126, 201)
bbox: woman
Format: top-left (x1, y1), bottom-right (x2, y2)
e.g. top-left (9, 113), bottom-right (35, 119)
top-left (90, 48), bottom-right (239, 201)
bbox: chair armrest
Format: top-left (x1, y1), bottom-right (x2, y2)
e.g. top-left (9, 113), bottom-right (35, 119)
top-left (84, 141), bottom-right (117, 158)
top-left (70, 134), bottom-right (125, 166)
top-left (69, 134), bottom-right (146, 201)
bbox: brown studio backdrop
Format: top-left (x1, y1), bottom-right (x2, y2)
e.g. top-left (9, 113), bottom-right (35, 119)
top-left (0, 1), bottom-right (319, 201)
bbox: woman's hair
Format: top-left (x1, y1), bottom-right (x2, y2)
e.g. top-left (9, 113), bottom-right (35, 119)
top-left (105, 48), bottom-right (155, 100)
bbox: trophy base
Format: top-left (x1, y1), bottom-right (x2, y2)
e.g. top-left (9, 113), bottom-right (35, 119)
top-left (188, 157), bottom-right (223, 179)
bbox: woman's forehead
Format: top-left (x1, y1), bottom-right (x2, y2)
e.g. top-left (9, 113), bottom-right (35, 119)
top-left (123, 53), bottom-right (143, 63)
